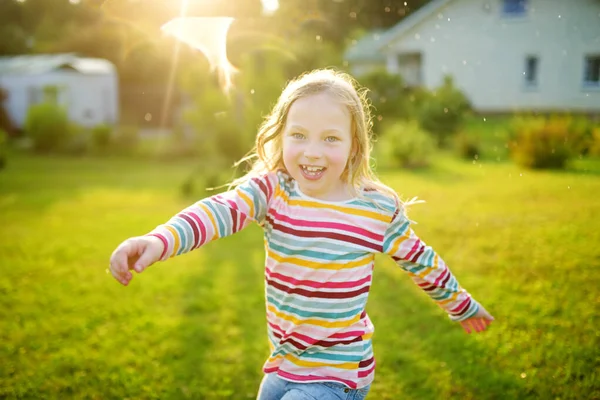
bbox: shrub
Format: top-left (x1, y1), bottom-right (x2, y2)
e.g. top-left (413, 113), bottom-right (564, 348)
top-left (418, 75), bottom-right (471, 147)
top-left (0, 128), bottom-right (7, 169)
top-left (508, 116), bottom-right (584, 169)
top-left (92, 123), bottom-right (112, 150)
top-left (359, 68), bottom-right (414, 135)
top-left (589, 126), bottom-right (600, 157)
top-left (24, 102), bottom-right (70, 152)
top-left (455, 132), bottom-right (481, 161)
top-left (113, 125), bottom-right (139, 155)
top-left (375, 120), bottom-right (435, 169)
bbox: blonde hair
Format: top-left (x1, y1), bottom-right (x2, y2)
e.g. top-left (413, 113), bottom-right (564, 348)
top-left (232, 68), bottom-right (412, 211)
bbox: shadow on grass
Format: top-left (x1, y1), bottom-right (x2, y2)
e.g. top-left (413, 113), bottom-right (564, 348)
top-left (367, 264), bottom-right (531, 400)
top-left (164, 227), bottom-right (268, 399)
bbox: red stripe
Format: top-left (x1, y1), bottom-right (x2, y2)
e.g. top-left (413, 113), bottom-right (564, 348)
top-left (147, 233), bottom-right (168, 259)
top-left (268, 278), bottom-right (370, 299)
top-left (266, 216), bottom-right (382, 252)
top-left (178, 213), bottom-right (199, 249)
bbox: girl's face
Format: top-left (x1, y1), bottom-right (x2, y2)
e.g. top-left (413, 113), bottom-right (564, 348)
top-left (282, 92), bottom-right (354, 201)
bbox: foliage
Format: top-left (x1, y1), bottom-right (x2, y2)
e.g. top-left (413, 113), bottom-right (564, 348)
top-left (375, 120), bottom-right (435, 169)
top-left (508, 115), bottom-right (590, 169)
top-left (91, 123), bottom-right (112, 151)
top-left (0, 128), bottom-right (7, 169)
top-left (418, 75), bottom-right (471, 148)
top-left (24, 99), bottom-right (70, 153)
top-left (455, 132), bottom-right (481, 161)
top-left (113, 125), bottom-right (140, 155)
top-left (358, 68), bottom-right (414, 135)
top-left (590, 126), bottom-right (600, 157)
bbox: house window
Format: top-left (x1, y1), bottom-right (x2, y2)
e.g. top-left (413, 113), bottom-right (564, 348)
top-left (524, 56), bottom-right (538, 86)
top-left (503, 0), bottom-right (528, 16)
top-left (583, 55), bottom-right (600, 86)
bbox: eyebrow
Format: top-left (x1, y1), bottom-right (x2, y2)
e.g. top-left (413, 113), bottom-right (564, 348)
top-left (287, 125), bottom-right (342, 134)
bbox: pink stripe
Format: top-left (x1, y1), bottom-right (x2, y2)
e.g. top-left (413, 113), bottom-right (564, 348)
top-left (186, 211), bottom-right (207, 248)
top-left (276, 370), bottom-right (358, 389)
top-left (271, 209), bottom-right (383, 242)
top-left (450, 297), bottom-right (470, 313)
top-left (404, 239), bottom-right (421, 260)
top-left (433, 267), bottom-right (449, 287)
top-left (358, 363), bottom-right (375, 378)
top-left (266, 270), bottom-right (371, 290)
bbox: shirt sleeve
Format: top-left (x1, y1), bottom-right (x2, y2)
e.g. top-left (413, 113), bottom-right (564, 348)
top-left (382, 209), bottom-right (479, 321)
top-left (146, 172), bottom-right (278, 261)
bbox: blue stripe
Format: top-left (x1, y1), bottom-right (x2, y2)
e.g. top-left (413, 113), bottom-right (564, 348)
top-left (268, 296), bottom-right (362, 320)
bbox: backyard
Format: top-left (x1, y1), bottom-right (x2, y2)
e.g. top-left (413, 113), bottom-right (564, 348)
top-left (1, 148), bottom-right (598, 399)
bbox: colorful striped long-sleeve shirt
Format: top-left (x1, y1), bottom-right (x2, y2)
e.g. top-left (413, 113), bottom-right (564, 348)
top-left (147, 171), bottom-right (480, 389)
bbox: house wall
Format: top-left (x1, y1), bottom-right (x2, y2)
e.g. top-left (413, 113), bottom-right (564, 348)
top-left (384, 0), bottom-right (600, 112)
top-left (0, 71), bottom-right (119, 129)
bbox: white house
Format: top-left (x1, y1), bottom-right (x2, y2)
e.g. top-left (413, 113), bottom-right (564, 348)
top-left (345, 0), bottom-right (600, 113)
top-left (0, 53), bottom-right (119, 130)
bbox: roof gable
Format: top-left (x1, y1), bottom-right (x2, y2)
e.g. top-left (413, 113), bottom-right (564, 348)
top-left (0, 54), bottom-right (116, 75)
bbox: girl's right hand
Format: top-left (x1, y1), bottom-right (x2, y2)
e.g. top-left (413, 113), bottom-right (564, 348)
top-left (109, 236), bottom-right (164, 286)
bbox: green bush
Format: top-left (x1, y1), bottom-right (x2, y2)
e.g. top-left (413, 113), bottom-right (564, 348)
top-left (418, 75), bottom-right (471, 148)
top-left (113, 125), bottom-right (139, 155)
top-left (455, 132), bottom-right (481, 161)
top-left (587, 126), bottom-right (600, 157)
top-left (24, 102), bottom-right (70, 152)
top-left (0, 128), bottom-right (7, 169)
top-left (375, 120), bottom-right (436, 169)
top-left (92, 123), bottom-right (112, 150)
top-left (359, 68), bottom-right (414, 135)
top-left (508, 116), bottom-right (584, 169)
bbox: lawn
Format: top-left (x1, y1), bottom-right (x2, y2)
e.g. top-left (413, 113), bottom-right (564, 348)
top-left (0, 153), bottom-right (598, 399)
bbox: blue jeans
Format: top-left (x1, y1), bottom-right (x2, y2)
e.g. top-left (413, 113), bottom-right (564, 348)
top-left (257, 373), bottom-right (371, 400)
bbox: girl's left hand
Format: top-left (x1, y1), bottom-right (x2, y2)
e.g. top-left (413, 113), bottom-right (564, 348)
top-left (460, 305), bottom-right (494, 334)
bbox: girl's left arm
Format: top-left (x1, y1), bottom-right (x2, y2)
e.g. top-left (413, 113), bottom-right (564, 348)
top-left (382, 210), bottom-right (484, 323)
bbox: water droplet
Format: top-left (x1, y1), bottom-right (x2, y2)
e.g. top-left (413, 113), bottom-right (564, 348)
top-left (250, 89), bottom-right (255, 94)
top-left (438, 13), bottom-right (444, 19)
top-left (404, 1), bottom-right (407, 5)
top-left (483, 117), bottom-right (487, 121)
top-left (144, 113), bottom-right (152, 122)
top-left (350, 12), bottom-right (357, 18)
top-left (385, 6), bottom-right (390, 12)
top-left (316, 35), bottom-right (321, 41)
top-left (519, 173), bottom-right (523, 177)
top-left (567, 186), bottom-right (570, 189)
top-left (448, 17), bottom-right (451, 21)
top-left (415, 33), bottom-right (421, 39)
top-left (430, 37), bottom-right (436, 42)
top-left (558, 15), bottom-right (561, 18)
top-left (521, 372), bottom-right (527, 378)
top-left (444, 107), bottom-right (448, 113)
top-left (463, 60), bottom-right (467, 65)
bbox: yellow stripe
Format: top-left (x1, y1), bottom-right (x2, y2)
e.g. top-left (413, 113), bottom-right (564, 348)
top-left (416, 253), bottom-right (438, 279)
top-left (285, 353), bottom-right (358, 370)
top-left (268, 305), bottom-right (360, 329)
top-left (389, 232), bottom-right (410, 256)
top-left (362, 332), bottom-right (373, 341)
top-left (288, 199), bottom-right (389, 222)
top-left (268, 250), bottom-right (373, 270)
top-left (165, 226), bottom-right (180, 257)
top-left (197, 203), bottom-right (219, 241)
top-left (238, 190), bottom-right (254, 219)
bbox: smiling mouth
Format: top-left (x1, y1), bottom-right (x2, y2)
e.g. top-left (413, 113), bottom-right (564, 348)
top-left (300, 165), bottom-right (326, 179)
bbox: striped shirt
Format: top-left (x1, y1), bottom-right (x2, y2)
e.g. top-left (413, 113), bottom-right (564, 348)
top-left (147, 171), bottom-right (480, 389)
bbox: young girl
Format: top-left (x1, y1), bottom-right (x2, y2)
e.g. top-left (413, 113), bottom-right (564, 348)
top-left (109, 69), bottom-right (494, 400)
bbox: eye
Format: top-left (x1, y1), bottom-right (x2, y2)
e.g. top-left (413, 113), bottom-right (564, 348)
top-left (291, 132), bottom-right (305, 140)
top-left (325, 136), bottom-right (340, 143)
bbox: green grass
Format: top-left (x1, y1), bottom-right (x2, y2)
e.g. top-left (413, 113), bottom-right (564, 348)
top-left (1, 153), bottom-right (599, 399)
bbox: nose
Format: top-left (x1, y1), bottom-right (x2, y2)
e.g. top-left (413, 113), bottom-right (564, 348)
top-left (303, 141), bottom-right (322, 159)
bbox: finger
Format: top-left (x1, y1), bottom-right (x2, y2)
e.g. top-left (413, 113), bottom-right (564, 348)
top-left (475, 319), bottom-right (486, 332)
top-left (461, 321), bottom-right (471, 334)
top-left (133, 246), bottom-right (155, 273)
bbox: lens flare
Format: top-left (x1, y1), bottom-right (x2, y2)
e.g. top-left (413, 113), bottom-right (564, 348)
top-left (161, 17), bottom-right (238, 93)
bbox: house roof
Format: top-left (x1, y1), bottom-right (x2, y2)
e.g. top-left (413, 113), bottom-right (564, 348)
top-left (344, 29), bottom-right (388, 62)
top-left (376, 0), bottom-right (454, 50)
top-left (0, 53), bottom-right (116, 75)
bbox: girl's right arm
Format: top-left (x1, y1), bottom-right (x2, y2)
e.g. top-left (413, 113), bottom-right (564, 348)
top-left (109, 172), bottom-right (278, 285)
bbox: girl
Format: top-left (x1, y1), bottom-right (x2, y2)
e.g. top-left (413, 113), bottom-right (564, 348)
top-left (109, 69), bottom-right (494, 400)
